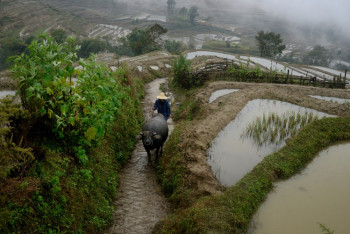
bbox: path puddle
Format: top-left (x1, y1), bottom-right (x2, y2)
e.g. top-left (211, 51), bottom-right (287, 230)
top-left (248, 143), bottom-right (350, 234)
top-left (309, 95), bottom-right (350, 104)
top-left (209, 89), bottom-right (239, 103)
top-left (208, 99), bottom-right (333, 186)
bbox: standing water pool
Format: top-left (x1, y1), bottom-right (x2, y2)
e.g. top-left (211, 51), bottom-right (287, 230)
top-left (209, 89), bottom-right (239, 103)
top-left (248, 143), bottom-right (350, 234)
top-left (208, 99), bottom-right (334, 186)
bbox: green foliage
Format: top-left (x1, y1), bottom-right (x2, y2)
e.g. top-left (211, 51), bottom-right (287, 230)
top-left (50, 29), bottom-right (67, 44)
top-left (173, 97), bottom-right (202, 121)
top-left (10, 35), bottom-right (129, 162)
top-left (0, 37), bottom-right (27, 70)
top-left (172, 54), bottom-right (198, 89)
top-left (77, 38), bottom-right (109, 58)
top-left (319, 223), bottom-right (335, 234)
top-left (243, 111), bottom-right (321, 146)
top-left (189, 6), bottom-right (199, 25)
top-left (255, 30), bottom-right (286, 57)
top-left (0, 98), bottom-right (33, 179)
top-left (178, 7), bottom-right (189, 19)
top-left (167, 0), bottom-right (176, 16)
top-left (302, 45), bottom-right (332, 66)
top-left (126, 24), bottom-right (167, 55)
top-left (164, 40), bottom-right (186, 54)
top-left (157, 116), bottom-right (350, 232)
top-left (1, 35), bottom-right (144, 232)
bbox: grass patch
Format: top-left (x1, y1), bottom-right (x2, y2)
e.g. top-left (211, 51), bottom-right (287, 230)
top-left (242, 111), bottom-right (322, 146)
top-left (202, 40), bottom-right (252, 54)
top-left (157, 117), bottom-right (350, 233)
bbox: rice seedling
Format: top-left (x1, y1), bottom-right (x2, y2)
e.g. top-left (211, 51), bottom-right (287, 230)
top-left (242, 110), bottom-right (322, 146)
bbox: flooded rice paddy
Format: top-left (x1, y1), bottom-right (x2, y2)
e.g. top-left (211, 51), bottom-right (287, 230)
top-left (309, 95), bottom-right (350, 104)
top-left (186, 51), bottom-right (239, 61)
top-left (240, 56), bottom-right (290, 73)
top-left (208, 89), bottom-right (239, 103)
top-left (208, 99), bottom-right (334, 186)
top-left (248, 143), bottom-right (350, 234)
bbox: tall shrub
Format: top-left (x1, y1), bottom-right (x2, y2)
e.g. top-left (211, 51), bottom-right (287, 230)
top-left (172, 54), bottom-right (194, 88)
top-left (10, 35), bottom-right (127, 164)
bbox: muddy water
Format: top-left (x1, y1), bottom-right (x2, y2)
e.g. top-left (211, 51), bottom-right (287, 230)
top-left (209, 89), bottom-right (239, 103)
top-left (309, 95), bottom-right (350, 104)
top-left (208, 99), bottom-right (333, 186)
top-left (107, 78), bottom-right (172, 234)
top-left (249, 143), bottom-right (350, 234)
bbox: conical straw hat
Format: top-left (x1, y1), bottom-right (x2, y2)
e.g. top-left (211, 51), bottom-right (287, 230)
top-left (157, 92), bottom-right (168, 99)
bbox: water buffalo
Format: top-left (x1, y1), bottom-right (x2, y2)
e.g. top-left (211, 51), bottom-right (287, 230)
top-left (140, 113), bottom-right (168, 162)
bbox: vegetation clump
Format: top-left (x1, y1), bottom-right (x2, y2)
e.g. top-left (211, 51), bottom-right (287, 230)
top-left (0, 35), bottom-right (144, 232)
top-left (243, 111), bottom-right (322, 146)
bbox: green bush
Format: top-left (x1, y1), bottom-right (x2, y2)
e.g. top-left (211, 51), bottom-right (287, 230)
top-left (172, 54), bottom-right (198, 89)
top-left (0, 34), bottom-right (144, 232)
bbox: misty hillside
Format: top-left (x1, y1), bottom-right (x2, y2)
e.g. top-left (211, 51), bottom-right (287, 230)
top-left (1, 0), bottom-right (350, 70)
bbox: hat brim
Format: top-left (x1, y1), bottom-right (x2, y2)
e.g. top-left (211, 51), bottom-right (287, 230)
top-left (157, 96), bottom-right (167, 99)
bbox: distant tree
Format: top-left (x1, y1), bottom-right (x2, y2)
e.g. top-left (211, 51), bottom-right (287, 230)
top-left (255, 31), bottom-right (286, 57)
top-left (302, 45), bottom-right (332, 66)
top-left (147, 23), bottom-right (168, 49)
top-left (179, 7), bottom-right (188, 18)
top-left (50, 29), bottom-right (67, 44)
top-left (167, 0), bottom-right (176, 16)
top-left (189, 6), bottom-right (199, 25)
top-left (0, 37), bottom-right (26, 70)
top-left (164, 40), bottom-right (185, 54)
top-left (77, 38), bottom-right (109, 58)
top-left (126, 24), bottom-right (167, 55)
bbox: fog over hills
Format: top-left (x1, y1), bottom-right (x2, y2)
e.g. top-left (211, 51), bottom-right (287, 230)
top-left (119, 0), bottom-right (350, 48)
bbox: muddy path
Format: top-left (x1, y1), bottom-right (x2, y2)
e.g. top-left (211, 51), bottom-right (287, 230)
top-left (106, 78), bottom-right (173, 234)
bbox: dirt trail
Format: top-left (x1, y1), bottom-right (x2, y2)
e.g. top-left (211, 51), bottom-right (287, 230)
top-left (107, 78), bottom-right (172, 234)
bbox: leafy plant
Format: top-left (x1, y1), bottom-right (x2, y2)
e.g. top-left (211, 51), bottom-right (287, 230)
top-left (10, 34), bottom-right (129, 163)
top-left (172, 54), bottom-right (197, 88)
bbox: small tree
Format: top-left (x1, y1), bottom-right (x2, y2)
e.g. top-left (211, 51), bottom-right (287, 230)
top-left (164, 40), bottom-right (185, 54)
top-left (255, 31), bottom-right (286, 57)
top-left (179, 7), bottom-right (188, 18)
top-left (167, 0), bottom-right (176, 16)
top-left (302, 45), bottom-right (332, 66)
top-left (50, 29), bottom-right (67, 44)
top-left (172, 54), bottom-right (193, 88)
top-left (189, 6), bottom-right (199, 25)
top-left (126, 24), bottom-right (167, 55)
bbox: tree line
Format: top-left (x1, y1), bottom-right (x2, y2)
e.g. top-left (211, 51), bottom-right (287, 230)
top-left (255, 30), bottom-right (347, 68)
top-left (167, 0), bottom-right (199, 25)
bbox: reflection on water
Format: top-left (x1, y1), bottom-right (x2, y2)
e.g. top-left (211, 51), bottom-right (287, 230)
top-left (309, 95), bottom-right (350, 104)
top-left (249, 143), bottom-right (350, 234)
top-left (209, 89), bottom-right (239, 103)
top-left (0, 90), bottom-right (16, 99)
top-left (208, 99), bottom-right (333, 186)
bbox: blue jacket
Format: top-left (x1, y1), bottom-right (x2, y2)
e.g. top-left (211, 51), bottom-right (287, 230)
top-left (153, 99), bottom-right (171, 121)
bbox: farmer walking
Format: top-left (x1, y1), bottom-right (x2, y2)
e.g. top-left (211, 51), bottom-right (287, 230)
top-left (152, 92), bottom-right (171, 121)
